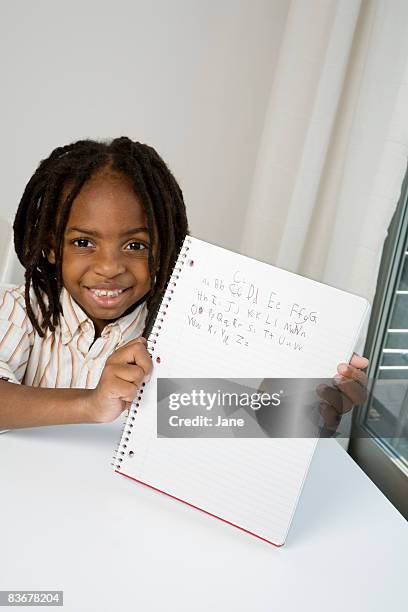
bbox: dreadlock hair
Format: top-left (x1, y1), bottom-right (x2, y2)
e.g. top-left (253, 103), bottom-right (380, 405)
top-left (13, 137), bottom-right (189, 338)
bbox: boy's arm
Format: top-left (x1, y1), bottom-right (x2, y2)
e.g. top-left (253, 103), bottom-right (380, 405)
top-left (0, 379), bottom-right (94, 428)
top-left (0, 337), bottom-right (152, 429)
top-left (0, 288), bottom-right (96, 428)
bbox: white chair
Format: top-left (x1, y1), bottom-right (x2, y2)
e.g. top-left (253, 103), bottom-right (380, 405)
top-left (0, 216), bottom-right (24, 286)
top-left (0, 217), bottom-right (24, 433)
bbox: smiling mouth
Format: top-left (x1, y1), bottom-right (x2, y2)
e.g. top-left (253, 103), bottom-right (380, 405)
top-left (84, 286), bottom-right (131, 307)
top-left (87, 287), bottom-right (129, 297)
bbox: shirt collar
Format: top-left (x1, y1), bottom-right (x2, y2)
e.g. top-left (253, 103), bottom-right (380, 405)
top-left (59, 287), bottom-right (147, 345)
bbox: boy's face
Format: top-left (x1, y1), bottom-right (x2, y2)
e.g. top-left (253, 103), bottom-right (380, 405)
top-left (48, 168), bottom-right (154, 336)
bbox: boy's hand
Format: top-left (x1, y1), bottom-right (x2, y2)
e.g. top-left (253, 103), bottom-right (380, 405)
top-left (317, 353), bottom-right (369, 432)
top-left (86, 337), bottom-right (153, 423)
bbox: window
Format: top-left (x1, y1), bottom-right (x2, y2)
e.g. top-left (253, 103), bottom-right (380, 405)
top-left (350, 168), bottom-right (408, 518)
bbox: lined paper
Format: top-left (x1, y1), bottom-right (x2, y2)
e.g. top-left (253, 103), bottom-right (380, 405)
top-left (115, 237), bottom-right (369, 545)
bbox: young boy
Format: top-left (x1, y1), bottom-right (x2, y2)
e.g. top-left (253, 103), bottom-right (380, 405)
top-left (0, 137), bottom-right (368, 430)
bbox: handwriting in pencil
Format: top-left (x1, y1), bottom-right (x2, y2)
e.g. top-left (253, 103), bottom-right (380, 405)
top-left (185, 271), bottom-right (320, 351)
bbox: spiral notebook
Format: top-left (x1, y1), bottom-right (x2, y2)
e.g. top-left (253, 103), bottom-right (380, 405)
top-left (112, 236), bottom-right (369, 546)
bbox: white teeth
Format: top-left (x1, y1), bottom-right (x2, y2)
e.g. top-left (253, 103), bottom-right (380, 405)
top-left (90, 289), bottom-right (124, 297)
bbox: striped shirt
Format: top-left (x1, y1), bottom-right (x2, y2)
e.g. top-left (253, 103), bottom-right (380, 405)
top-left (0, 284), bottom-right (147, 389)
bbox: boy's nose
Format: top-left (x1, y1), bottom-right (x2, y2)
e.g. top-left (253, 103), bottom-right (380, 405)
top-left (93, 250), bottom-right (126, 277)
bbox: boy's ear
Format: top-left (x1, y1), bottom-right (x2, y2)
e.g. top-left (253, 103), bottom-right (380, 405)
top-left (44, 238), bottom-right (56, 264)
top-left (43, 232), bottom-right (56, 264)
top-left (46, 249), bottom-right (56, 264)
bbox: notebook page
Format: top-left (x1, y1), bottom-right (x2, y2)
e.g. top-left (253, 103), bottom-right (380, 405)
top-left (116, 237), bottom-right (369, 545)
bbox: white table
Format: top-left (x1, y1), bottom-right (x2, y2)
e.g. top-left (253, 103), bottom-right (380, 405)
top-left (1, 422), bottom-right (407, 612)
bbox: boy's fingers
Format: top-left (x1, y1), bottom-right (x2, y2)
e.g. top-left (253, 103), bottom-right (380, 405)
top-left (108, 340), bottom-right (152, 378)
top-left (110, 363), bottom-right (146, 386)
top-left (333, 377), bottom-right (367, 406)
top-left (105, 373), bottom-right (140, 402)
top-left (315, 354), bottom-right (369, 427)
top-left (335, 364), bottom-right (368, 407)
top-left (318, 373), bottom-right (367, 413)
top-left (317, 384), bottom-right (353, 414)
top-left (349, 353), bottom-right (369, 370)
top-left (336, 363), bottom-right (368, 388)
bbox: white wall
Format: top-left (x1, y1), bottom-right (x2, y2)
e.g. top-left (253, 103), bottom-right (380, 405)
top-left (0, 0), bottom-right (289, 284)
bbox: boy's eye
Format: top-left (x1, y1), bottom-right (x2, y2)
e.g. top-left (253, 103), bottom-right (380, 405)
top-left (125, 241), bottom-right (148, 251)
top-left (72, 238), bottom-right (93, 248)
